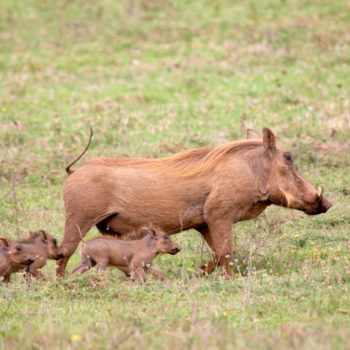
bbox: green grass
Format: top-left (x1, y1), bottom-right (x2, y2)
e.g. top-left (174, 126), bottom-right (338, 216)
top-left (1, 0), bottom-right (350, 349)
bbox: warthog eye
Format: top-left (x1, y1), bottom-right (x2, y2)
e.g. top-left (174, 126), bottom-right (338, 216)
top-left (15, 246), bottom-right (22, 252)
top-left (53, 239), bottom-right (57, 246)
top-left (283, 152), bottom-right (293, 163)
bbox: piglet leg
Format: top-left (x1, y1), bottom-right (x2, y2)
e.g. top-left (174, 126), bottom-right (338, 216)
top-left (117, 266), bottom-right (131, 277)
top-left (131, 266), bottom-right (147, 284)
top-left (149, 267), bottom-right (166, 281)
top-left (96, 261), bottom-right (108, 274)
top-left (27, 256), bottom-right (47, 280)
top-left (3, 272), bottom-right (11, 283)
top-left (72, 255), bottom-right (94, 275)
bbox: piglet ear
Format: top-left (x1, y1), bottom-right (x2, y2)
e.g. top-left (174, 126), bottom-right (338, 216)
top-left (149, 228), bottom-right (158, 238)
top-left (0, 238), bottom-right (9, 247)
top-left (140, 228), bottom-right (151, 237)
top-left (246, 129), bottom-right (260, 139)
top-left (39, 230), bottom-right (48, 241)
top-left (263, 127), bottom-right (276, 150)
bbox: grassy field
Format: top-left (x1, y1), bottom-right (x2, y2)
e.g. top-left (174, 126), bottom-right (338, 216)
top-left (1, 0), bottom-right (350, 349)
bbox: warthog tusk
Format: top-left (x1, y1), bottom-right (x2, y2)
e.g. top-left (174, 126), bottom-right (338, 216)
top-left (279, 186), bottom-right (295, 208)
top-left (318, 186), bottom-right (322, 197)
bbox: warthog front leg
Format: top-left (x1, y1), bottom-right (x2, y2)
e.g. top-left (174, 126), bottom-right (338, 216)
top-left (197, 220), bottom-right (234, 277)
top-left (57, 220), bottom-right (92, 278)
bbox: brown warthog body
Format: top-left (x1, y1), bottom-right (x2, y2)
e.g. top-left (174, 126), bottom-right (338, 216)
top-left (0, 239), bottom-right (35, 282)
top-left (57, 128), bottom-right (332, 277)
top-left (72, 228), bottom-right (180, 283)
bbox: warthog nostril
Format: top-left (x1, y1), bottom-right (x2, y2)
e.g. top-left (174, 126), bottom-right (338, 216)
top-left (319, 195), bottom-right (332, 213)
top-left (323, 201), bottom-right (332, 213)
top-left (53, 253), bottom-right (65, 260)
top-left (172, 246), bottom-right (181, 254)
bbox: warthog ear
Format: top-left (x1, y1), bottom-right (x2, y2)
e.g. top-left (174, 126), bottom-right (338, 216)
top-left (0, 238), bottom-right (9, 247)
top-left (29, 230), bottom-right (36, 238)
top-left (247, 129), bottom-right (260, 139)
top-left (263, 127), bottom-right (276, 150)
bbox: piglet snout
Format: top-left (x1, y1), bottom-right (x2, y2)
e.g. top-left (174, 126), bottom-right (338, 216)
top-left (54, 253), bottom-right (65, 260)
top-left (170, 246), bottom-right (181, 255)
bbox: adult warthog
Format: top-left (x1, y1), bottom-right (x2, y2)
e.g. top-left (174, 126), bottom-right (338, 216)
top-left (56, 128), bottom-right (332, 277)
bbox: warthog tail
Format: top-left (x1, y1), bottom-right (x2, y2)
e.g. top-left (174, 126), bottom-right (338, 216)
top-left (65, 128), bottom-right (93, 175)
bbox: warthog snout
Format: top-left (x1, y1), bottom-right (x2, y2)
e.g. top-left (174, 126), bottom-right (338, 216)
top-left (319, 195), bottom-right (332, 214)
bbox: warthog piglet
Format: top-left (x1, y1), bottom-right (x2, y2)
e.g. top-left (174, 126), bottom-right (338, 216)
top-left (72, 227), bottom-right (180, 283)
top-left (0, 238), bottom-right (35, 282)
top-left (1, 230), bottom-right (63, 280)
